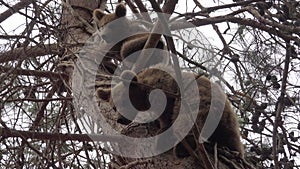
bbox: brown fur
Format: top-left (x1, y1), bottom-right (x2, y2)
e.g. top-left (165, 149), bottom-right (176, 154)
top-left (96, 64), bottom-right (244, 158)
top-left (93, 3), bottom-right (167, 70)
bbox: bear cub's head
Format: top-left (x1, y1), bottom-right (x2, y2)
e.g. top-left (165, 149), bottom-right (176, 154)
top-left (93, 4), bottom-right (129, 43)
top-left (93, 3), bottom-right (127, 28)
top-left (93, 3), bottom-right (145, 44)
top-left (93, 4), bottom-right (169, 70)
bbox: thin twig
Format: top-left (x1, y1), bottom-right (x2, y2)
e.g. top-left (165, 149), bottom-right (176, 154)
top-left (272, 40), bottom-right (291, 169)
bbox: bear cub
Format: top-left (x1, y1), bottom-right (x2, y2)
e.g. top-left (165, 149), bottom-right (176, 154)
top-left (96, 65), bottom-right (244, 158)
top-left (93, 3), bottom-right (169, 71)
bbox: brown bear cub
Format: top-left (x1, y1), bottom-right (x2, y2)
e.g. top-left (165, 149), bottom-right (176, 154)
top-left (96, 65), bottom-right (244, 158)
top-left (93, 3), bottom-right (168, 71)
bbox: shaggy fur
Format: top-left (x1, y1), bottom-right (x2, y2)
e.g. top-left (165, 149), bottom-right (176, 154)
top-left (96, 64), bottom-right (244, 158)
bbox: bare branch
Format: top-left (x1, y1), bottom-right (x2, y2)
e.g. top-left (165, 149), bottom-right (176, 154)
top-left (0, 127), bottom-right (123, 142)
top-left (272, 40), bottom-right (292, 169)
top-left (0, 0), bottom-right (33, 23)
top-left (0, 44), bottom-right (62, 63)
top-left (0, 65), bottom-right (68, 79)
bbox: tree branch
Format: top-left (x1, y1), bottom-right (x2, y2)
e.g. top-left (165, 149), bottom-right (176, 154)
top-left (272, 40), bottom-right (291, 169)
top-left (0, 44), bottom-right (62, 63)
top-left (29, 85), bottom-right (59, 131)
top-left (134, 0), bottom-right (152, 22)
top-left (0, 65), bottom-right (68, 79)
top-left (0, 0), bottom-right (33, 23)
top-left (171, 14), bottom-right (300, 46)
top-left (0, 127), bottom-right (123, 142)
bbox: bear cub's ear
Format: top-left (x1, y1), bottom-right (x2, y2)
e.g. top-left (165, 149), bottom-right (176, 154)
top-left (96, 88), bottom-right (111, 101)
top-left (115, 3), bottom-right (127, 17)
top-left (93, 9), bottom-right (106, 21)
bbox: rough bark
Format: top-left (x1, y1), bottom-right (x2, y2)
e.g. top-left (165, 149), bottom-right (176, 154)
top-left (108, 122), bottom-right (254, 169)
